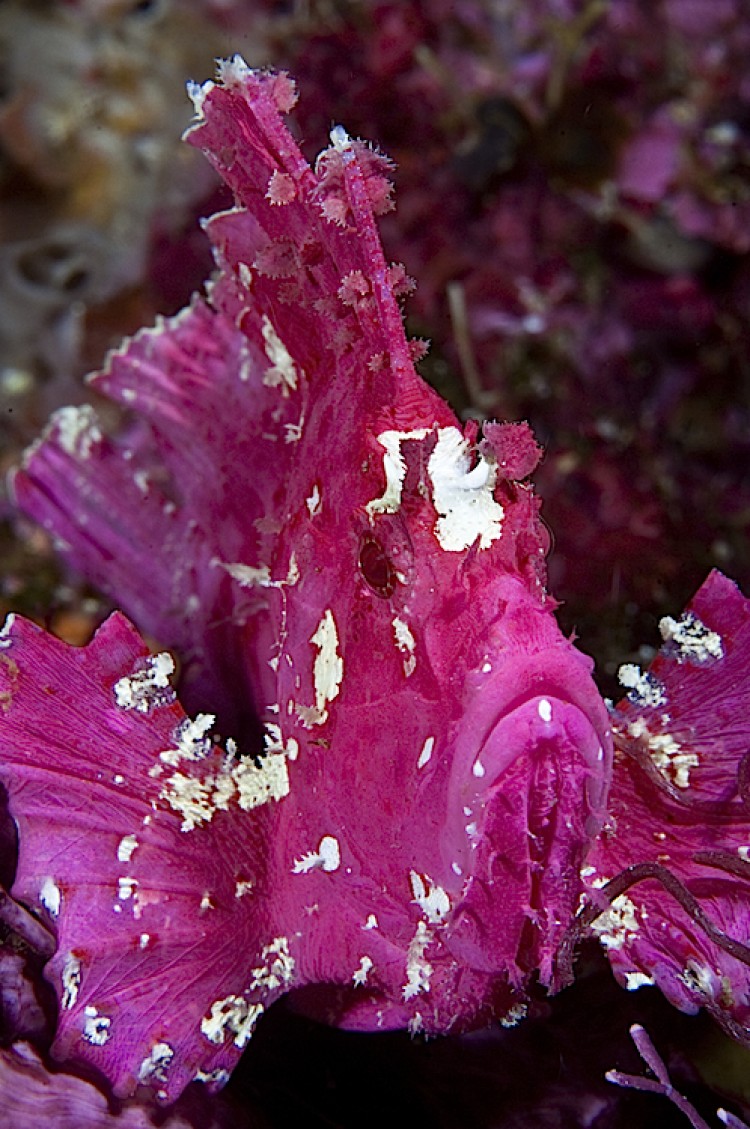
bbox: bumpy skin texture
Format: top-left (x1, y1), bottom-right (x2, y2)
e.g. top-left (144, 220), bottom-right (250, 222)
top-left (2, 64), bottom-right (614, 1100)
top-left (4, 62), bottom-right (749, 1107)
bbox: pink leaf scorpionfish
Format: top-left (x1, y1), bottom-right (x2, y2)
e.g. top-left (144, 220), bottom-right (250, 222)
top-left (1, 61), bottom-right (749, 1103)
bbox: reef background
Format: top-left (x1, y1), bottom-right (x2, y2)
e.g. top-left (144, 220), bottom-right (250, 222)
top-left (0, 2), bottom-right (749, 1126)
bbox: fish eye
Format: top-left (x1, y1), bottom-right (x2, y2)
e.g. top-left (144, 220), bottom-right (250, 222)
top-left (358, 533), bottom-right (396, 598)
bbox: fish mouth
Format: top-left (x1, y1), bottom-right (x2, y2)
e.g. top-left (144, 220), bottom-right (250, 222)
top-left (440, 649), bottom-right (612, 881)
top-left (469, 693), bottom-right (608, 818)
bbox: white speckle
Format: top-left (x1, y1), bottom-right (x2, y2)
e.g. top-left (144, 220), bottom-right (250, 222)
top-left (113, 774), bottom-right (125, 785)
top-left (408, 1012), bottom-right (424, 1035)
top-left (118, 877), bottom-right (138, 901)
top-left (61, 954), bottom-right (81, 1010)
top-left (393, 617), bottom-right (417, 677)
top-left (417, 737), bottom-right (435, 769)
top-left (201, 996), bottom-right (264, 1049)
top-left (54, 404), bottom-right (102, 460)
top-left (139, 933), bottom-right (150, 950)
top-left (366, 429), bottom-right (429, 515)
top-left (409, 871), bottom-right (451, 924)
top-left (82, 1006), bottom-right (111, 1046)
top-left (353, 956), bottom-right (373, 987)
top-left (538, 698), bottom-right (552, 723)
top-left (481, 661), bottom-right (492, 673)
top-left (617, 664), bottom-right (667, 708)
top-left (114, 652), bottom-right (175, 713)
top-left (138, 1042), bottom-right (174, 1084)
top-left (624, 971), bottom-right (655, 991)
top-left (235, 879), bottom-right (254, 898)
top-left (40, 877), bottom-right (61, 918)
top-left (427, 426), bottom-right (504, 552)
top-left (200, 892), bottom-right (214, 912)
top-left (306, 484), bottom-right (322, 517)
top-left (250, 936), bottom-right (296, 992)
top-left (261, 315), bottom-right (300, 395)
top-left (739, 846), bottom-right (750, 862)
top-left (297, 609), bottom-right (343, 727)
top-left (117, 835), bottom-right (138, 863)
top-left (465, 821), bottom-right (478, 837)
top-left (363, 914), bottom-right (379, 930)
top-left (402, 921), bottom-right (433, 1000)
top-left (590, 894), bottom-right (641, 950)
top-left (451, 861), bottom-right (463, 876)
top-left (659, 612), bottom-right (724, 664)
top-left (293, 834), bottom-right (341, 874)
top-left (472, 758), bottom-right (486, 778)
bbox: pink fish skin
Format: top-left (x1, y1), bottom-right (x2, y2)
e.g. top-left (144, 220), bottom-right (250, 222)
top-left (3, 63), bottom-right (613, 1099)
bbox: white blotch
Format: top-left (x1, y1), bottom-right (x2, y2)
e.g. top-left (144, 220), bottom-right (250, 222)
top-left (138, 1042), bottom-right (174, 1084)
top-left (659, 611), bottom-right (724, 664)
top-left (0, 613), bottom-right (15, 648)
top-left (159, 714), bottom-right (215, 766)
top-left (353, 956), bottom-right (373, 987)
top-left (250, 936), bottom-right (296, 992)
top-left (617, 664), bottom-right (667, 708)
top-left (626, 717), bottom-right (698, 789)
top-left (538, 698), bottom-right (552, 723)
top-left (186, 78), bottom-right (215, 122)
top-left (499, 1003), bottom-right (528, 1028)
top-left (117, 834), bottom-right (138, 863)
top-left (392, 617), bottom-right (417, 677)
top-left (306, 483), bottom-right (322, 517)
top-left (118, 877), bottom-right (138, 901)
top-left (297, 609), bottom-right (343, 727)
top-left (40, 877), bottom-right (61, 918)
top-left (61, 954), bottom-right (81, 1010)
top-left (330, 123), bottom-right (352, 151)
top-left (54, 404), bottom-right (102, 460)
top-left (114, 652), bottom-right (175, 713)
top-left (427, 426), bottom-right (504, 551)
top-left (82, 1006), bottom-right (111, 1045)
top-left (365, 429), bottom-right (429, 515)
top-left (261, 314), bottom-right (300, 395)
top-left (417, 737), bottom-right (435, 769)
top-left (363, 914), bottom-right (379, 930)
top-left (409, 871), bottom-right (450, 924)
top-left (590, 894), bottom-right (641, 950)
top-left (472, 758), bottom-right (486, 778)
top-left (624, 971), bottom-right (655, 991)
top-left (201, 996), bottom-right (264, 1049)
top-left (293, 834), bottom-right (341, 874)
top-left (215, 561), bottom-right (272, 588)
top-left (195, 1067), bottom-right (231, 1086)
top-left (402, 921), bottom-right (433, 1000)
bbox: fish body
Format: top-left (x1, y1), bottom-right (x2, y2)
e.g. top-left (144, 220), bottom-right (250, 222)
top-left (3, 62), bottom-right (749, 1104)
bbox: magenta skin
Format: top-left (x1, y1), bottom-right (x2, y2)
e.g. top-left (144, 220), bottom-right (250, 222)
top-left (2, 64), bottom-right (750, 1104)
